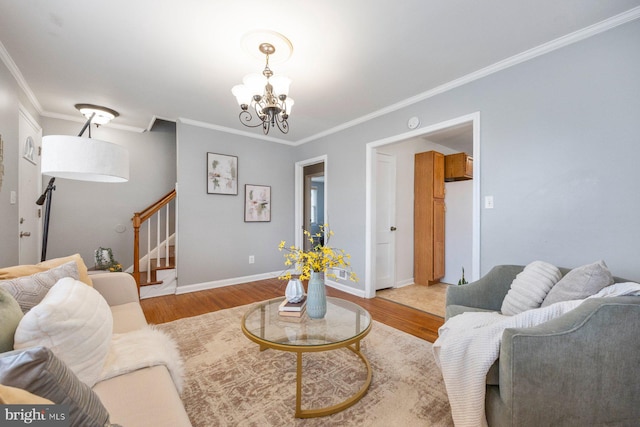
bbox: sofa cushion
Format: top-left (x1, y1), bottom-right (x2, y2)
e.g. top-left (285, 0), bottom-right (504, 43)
top-left (0, 384), bottom-right (54, 404)
top-left (0, 253), bottom-right (93, 286)
top-left (541, 260), bottom-right (614, 307)
top-left (0, 287), bottom-right (23, 352)
top-left (501, 261), bottom-right (562, 315)
top-left (0, 346), bottom-right (112, 427)
top-left (0, 261), bottom-right (79, 313)
top-left (14, 277), bottom-right (113, 387)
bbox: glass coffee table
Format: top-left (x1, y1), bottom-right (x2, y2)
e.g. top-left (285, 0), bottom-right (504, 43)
top-left (241, 296), bottom-right (372, 418)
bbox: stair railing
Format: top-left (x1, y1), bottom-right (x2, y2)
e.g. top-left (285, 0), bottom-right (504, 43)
top-left (132, 189), bottom-right (176, 292)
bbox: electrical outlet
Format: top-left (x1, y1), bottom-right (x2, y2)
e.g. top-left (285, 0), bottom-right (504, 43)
top-left (249, 255), bottom-right (255, 264)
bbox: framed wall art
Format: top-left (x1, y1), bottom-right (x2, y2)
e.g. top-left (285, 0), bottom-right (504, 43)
top-left (244, 184), bottom-right (271, 222)
top-left (207, 152), bottom-right (238, 195)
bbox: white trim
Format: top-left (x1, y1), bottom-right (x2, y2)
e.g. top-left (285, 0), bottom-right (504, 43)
top-left (364, 112), bottom-right (481, 298)
top-left (176, 270), bottom-right (283, 294)
top-left (0, 41), bottom-right (42, 113)
top-left (178, 118), bottom-right (296, 145)
top-left (325, 279), bottom-right (366, 298)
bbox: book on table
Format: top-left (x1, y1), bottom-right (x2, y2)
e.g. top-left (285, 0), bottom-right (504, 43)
top-left (279, 296), bottom-right (307, 312)
top-left (278, 307), bottom-right (306, 318)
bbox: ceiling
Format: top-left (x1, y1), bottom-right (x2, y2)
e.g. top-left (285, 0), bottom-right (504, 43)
top-left (1, 0), bottom-right (639, 145)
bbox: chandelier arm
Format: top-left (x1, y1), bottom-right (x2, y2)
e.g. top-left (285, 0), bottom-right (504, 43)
top-left (275, 117), bottom-right (289, 134)
top-left (239, 110), bottom-right (266, 128)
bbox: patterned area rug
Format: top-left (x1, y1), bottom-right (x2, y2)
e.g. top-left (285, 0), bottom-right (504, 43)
top-left (155, 303), bottom-right (453, 427)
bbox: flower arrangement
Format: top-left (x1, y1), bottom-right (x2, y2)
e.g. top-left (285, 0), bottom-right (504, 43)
top-left (278, 224), bottom-right (357, 282)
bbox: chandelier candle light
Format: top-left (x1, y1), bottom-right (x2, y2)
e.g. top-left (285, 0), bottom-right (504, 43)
top-left (232, 41), bottom-right (294, 135)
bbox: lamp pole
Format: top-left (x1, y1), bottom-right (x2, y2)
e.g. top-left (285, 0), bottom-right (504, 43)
top-left (36, 177), bottom-right (56, 262)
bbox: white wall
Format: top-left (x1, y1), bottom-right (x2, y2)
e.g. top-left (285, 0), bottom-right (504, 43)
top-left (443, 180), bottom-right (473, 284)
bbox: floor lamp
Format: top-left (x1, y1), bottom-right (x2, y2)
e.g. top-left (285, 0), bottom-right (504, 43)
top-left (38, 104), bottom-right (129, 261)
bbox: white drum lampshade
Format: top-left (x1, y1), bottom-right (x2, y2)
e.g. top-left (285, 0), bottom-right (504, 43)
top-left (41, 135), bottom-right (129, 183)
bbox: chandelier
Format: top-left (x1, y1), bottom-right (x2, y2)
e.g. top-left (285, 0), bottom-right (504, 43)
top-left (232, 42), bottom-right (294, 135)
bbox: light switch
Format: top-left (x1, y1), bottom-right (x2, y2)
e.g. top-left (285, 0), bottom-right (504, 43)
top-left (484, 196), bottom-right (494, 209)
top-left (10, 191), bottom-right (16, 204)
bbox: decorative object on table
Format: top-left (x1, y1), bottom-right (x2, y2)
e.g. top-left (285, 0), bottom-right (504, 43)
top-left (244, 184), bottom-right (271, 222)
top-left (278, 224), bottom-right (357, 319)
top-left (94, 247), bottom-right (122, 272)
top-left (284, 278), bottom-right (305, 303)
top-left (457, 267), bottom-right (468, 285)
top-left (207, 152), bottom-right (238, 195)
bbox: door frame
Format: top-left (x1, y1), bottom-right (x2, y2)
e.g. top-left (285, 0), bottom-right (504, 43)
top-left (18, 104), bottom-right (43, 264)
top-left (364, 112), bottom-right (481, 298)
top-left (294, 155), bottom-right (328, 252)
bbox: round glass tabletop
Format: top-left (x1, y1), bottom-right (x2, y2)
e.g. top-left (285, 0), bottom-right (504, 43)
top-left (242, 296), bottom-right (371, 348)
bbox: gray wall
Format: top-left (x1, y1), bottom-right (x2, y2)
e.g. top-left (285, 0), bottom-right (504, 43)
top-left (39, 117), bottom-right (176, 268)
top-left (176, 122), bottom-right (295, 287)
top-left (291, 19), bottom-right (640, 283)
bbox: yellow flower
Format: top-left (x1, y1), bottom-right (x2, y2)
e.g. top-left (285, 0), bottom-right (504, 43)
top-left (278, 224), bottom-right (358, 282)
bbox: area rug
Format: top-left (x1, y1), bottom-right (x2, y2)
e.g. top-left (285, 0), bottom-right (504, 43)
top-left (377, 283), bottom-right (448, 318)
top-left (155, 303), bottom-right (453, 427)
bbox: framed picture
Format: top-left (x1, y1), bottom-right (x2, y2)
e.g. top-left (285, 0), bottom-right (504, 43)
top-left (207, 153), bottom-right (238, 195)
top-left (245, 184), bottom-right (271, 222)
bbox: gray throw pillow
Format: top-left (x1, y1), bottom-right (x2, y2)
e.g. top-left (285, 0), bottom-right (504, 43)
top-left (0, 346), bottom-right (112, 427)
top-left (0, 287), bottom-right (23, 352)
top-left (0, 261), bottom-right (79, 313)
top-left (541, 260), bottom-right (614, 307)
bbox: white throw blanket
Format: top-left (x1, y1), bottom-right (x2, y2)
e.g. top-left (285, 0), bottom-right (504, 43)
top-left (432, 282), bottom-right (640, 427)
top-left (95, 326), bottom-right (185, 394)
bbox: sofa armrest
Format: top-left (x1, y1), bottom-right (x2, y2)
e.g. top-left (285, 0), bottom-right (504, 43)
top-left (445, 265), bottom-right (523, 318)
top-left (91, 272), bottom-right (140, 306)
top-left (496, 296), bottom-right (640, 425)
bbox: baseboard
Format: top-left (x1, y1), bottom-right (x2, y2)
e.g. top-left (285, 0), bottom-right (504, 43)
top-left (175, 271), bottom-right (283, 294)
top-left (394, 278), bottom-right (414, 288)
top-left (175, 272), bottom-right (367, 298)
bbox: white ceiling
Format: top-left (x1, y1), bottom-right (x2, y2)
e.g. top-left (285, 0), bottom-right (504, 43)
top-left (1, 0), bottom-right (639, 145)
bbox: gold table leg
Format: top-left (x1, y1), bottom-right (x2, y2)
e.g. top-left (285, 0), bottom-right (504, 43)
top-left (294, 341), bottom-right (372, 418)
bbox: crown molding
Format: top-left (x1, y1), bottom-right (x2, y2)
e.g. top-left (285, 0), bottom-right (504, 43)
top-left (178, 118), bottom-right (297, 145)
top-left (0, 40), bottom-right (42, 113)
top-left (40, 111), bottom-right (146, 133)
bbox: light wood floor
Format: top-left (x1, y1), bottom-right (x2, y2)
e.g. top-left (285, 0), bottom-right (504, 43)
top-left (140, 277), bottom-right (444, 342)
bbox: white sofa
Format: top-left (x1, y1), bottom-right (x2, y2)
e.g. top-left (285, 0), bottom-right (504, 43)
top-left (0, 259), bottom-right (191, 427)
top-left (91, 272), bottom-right (192, 427)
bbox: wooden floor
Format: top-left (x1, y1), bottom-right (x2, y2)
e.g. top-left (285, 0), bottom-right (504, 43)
top-left (140, 278), bottom-right (444, 342)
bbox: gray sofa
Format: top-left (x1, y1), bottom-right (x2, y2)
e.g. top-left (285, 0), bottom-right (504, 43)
top-left (445, 265), bottom-right (640, 427)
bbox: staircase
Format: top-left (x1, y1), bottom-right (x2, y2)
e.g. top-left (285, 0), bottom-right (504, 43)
top-left (132, 189), bottom-right (177, 298)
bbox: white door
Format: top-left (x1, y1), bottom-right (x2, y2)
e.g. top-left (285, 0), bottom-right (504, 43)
top-left (375, 152), bottom-right (396, 290)
top-left (18, 108), bottom-right (42, 264)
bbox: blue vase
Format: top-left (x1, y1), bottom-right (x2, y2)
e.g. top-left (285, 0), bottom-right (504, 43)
top-left (306, 272), bottom-right (327, 319)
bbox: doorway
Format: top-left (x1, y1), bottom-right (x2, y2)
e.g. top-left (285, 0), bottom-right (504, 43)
top-left (365, 112), bottom-right (481, 299)
top-left (295, 155), bottom-right (327, 252)
top-left (18, 106), bottom-right (42, 264)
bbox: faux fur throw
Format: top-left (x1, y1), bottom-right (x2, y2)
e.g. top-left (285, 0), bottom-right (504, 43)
top-left (432, 282), bottom-right (640, 427)
top-left (96, 326), bottom-right (184, 394)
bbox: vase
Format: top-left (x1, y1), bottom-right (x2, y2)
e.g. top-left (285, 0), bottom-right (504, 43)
top-left (306, 271), bottom-right (327, 319)
top-left (285, 278), bottom-right (305, 303)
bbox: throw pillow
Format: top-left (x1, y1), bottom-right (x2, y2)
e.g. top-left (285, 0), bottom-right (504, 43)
top-left (0, 260), bottom-right (79, 313)
top-left (14, 277), bottom-right (113, 387)
top-left (501, 261), bottom-right (562, 315)
top-left (0, 346), bottom-right (112, 427)
top-left (0, 384), bottom-right (54, 404)
top-left (0, 253), bottom-right (93, 286)
top-left (541, 260), bottom-right (614, 307)
top-left (0, 287), bottom-right (23, 352)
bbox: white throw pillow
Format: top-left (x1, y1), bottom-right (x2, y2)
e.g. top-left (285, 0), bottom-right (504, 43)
top-left (541, 260), bottom-right (614, 307)
top-left (501, 261), bottom-right (562, 315)
top-left (14, 277), bottom-right (113, 387)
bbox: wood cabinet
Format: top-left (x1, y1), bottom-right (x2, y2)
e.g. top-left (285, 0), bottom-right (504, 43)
top-left (414, 151), bottom-right (445, 285)
top-left (444, 152), bottom-right (473, 181)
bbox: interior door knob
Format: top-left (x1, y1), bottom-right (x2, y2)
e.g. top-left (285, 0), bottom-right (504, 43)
top-left (20, 231), bottom-right (31, 237)
top-left (390, 226), bottom-right (397, 231)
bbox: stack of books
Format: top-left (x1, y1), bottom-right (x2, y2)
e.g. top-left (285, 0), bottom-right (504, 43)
top-left (279, 296), bottom-right (307, 317)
